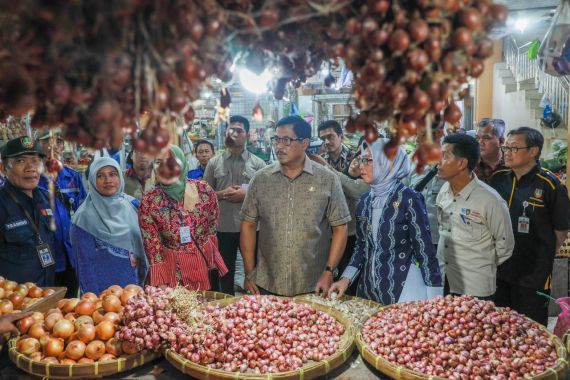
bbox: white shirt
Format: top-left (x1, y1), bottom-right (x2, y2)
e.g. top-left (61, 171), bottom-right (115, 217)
top-left (436, 175), bottom-right (514, 297)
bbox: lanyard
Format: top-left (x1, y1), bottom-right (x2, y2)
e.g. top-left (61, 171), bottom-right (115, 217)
top-left (5, 188), bottom-right (43, 244)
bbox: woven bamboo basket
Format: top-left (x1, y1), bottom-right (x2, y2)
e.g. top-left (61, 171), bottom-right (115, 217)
top-left (8, 339), bottom-right (161, 379)
top-left (196, 290), bottom-right (234, 302)
top-left (563, 331), bottom-right (570, 360)
top-left (294, 293), bottom-right (383, 309)
top-left (357, 308), bottom-right (568, 380)
top-left (164, 296), bottom-right (356, 380)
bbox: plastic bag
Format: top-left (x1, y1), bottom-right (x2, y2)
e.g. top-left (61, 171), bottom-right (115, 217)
top-left (553, 297), bottom-right (570, 338)
top-left (538, 0), bottom-right (570, 76)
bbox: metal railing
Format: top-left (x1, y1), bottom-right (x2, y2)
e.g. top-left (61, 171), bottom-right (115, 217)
top-left (504, 36), bottom-right (569, 127)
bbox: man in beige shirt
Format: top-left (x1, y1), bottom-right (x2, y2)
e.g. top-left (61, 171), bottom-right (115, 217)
top-left (124, 148), bottom-right (155, 200)
top-left (240, 116), bottom-right (351, 296)
top-left (203, 115), bottom-right (266, 295)
top-left (436, 133), bottom-right (514, 300)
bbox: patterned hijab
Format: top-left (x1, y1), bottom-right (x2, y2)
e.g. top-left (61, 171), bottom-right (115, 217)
top-left (369, 139), bottom-right (412, 209)
top-left (72, 157), bottom-right (145, 258)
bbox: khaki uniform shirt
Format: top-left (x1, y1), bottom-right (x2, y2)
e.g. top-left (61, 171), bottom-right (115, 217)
top-left (436, 176), bottom-right (514, 297)
top-left (240, 157), bottom-right (351, 296)
top-left (203, 149), bottom-right (266, 233)
top-left (123, 170), bottom-right (155, 201)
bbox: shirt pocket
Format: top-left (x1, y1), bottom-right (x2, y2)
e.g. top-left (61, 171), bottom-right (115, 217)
top-left (3, 223), bottom-right (35, 246)
top-left (213, 166), bottom-right (228, 181)
top-left (452, 217), bottom-right (484, 242)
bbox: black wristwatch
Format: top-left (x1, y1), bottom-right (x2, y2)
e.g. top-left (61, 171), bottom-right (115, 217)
top-left (325, 266), bottom-right (339, 277)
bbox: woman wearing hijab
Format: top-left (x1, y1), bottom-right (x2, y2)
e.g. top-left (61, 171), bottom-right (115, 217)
top-left (71, 157), bottom-right (148, 295)
top-left (139, 145), bottom-right (227, 290)
top-left (328, 139), bottom-right (442, 305)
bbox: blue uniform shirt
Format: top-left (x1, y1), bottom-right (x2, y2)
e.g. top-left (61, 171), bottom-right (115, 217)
top-left (0, 181), bottom-right (56, 286)
top-left (187, 167), bottom-right (205, 180)
top-left (38, 166), bottom-right (87, 272)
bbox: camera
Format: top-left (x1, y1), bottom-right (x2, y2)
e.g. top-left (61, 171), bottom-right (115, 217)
top-left (306, 140), bottom-right (323, 155)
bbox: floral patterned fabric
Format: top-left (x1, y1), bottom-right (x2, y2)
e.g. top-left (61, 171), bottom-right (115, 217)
top-left (139, 179), bottom-right (227, 289)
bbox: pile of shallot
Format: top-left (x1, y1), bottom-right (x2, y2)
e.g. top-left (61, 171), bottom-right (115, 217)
top-left (117, 286), bottom-right (203, 352)
top-left (362, 295), bottom-right (560, 379)
top-left (175, 295), bottom-right (345, 374)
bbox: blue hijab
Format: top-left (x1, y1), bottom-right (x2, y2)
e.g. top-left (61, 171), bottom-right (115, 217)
top-left (369, 139), bottom-right (412, 209)
top-left (72, 157), bottom-right (145, 261)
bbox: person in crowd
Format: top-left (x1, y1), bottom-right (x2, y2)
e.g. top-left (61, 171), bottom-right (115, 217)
top-left (0, 137), bottom-right (56, 286)
top-left (474, 118), bottom-right (507, 183)
top-left (37, 127), bottom-right (86, 297)
top-left (406, 125), bottom-right (446, 252)
top-left (124, 148), bottom-right (155, 200)
top-left (203, 115), bottom-right (266, 295)
top-left (310, 136), bottom-right (370, 296)
top-left (139, 145), bottom-right (227, 290)
top-left (436, 134), bottom-right (514, 300)
top-left (318, 120), bottom-right (356, 173)
top-left (71, 157), bottom-right (148, 295)
top-left (490, 127), bottom-right (570, 325)
top-left (327, 139), bottom-right (442, 304)
top-left (240, 116), bottom-right (350, 296)
top-left (188, 140), bottom-right (215, 180)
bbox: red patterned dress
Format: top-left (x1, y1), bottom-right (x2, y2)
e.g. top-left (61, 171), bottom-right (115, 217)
top-left (139, 179), bottom-right (228, 289)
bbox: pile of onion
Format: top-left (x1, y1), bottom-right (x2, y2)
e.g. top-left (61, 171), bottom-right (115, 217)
top-left (14, 284), bottom-right (143, 364)
top-left (362, 295), bottom-right (559, 379)
top-left (175, 296), bottom-right (345, 374)
top-left (0, 276), bottom-right (55, 315)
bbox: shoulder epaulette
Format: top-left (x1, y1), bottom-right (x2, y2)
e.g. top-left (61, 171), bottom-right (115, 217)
top-left (536, 169), bottom-right (561, 190)
top-left (488, 168), bottom-right (512, 180)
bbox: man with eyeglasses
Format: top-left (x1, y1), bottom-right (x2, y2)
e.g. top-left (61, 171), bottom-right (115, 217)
top-left (489, 127), bottom-right (570, 325)
top-left (473, 118), bottom-right (508, 183)
top-left (203, 115), bottom-right (266, 295)
top-left (36, 128), bottom-right (86, 296)
top-left (240, 116), bottom-right (350, 297)
top-left (0, 136), bottom-right (56, 286)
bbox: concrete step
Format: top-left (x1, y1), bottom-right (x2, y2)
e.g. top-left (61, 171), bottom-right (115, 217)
top-left (498, 68), bottom-right (514, 78)
top-left (502, 76), bottom-right (517, 85)
top-left (505, 83), bottom-right (518, 93)
top-left (528, 99), bottom-right (541, 109)
top-left (519, 79), bottom-right (538, 91)
top-left (525, 88), bottom-right (543, 100)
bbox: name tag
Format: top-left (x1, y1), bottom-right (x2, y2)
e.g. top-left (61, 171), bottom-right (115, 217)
top-left (180, 226), bottom-right (191, 244)
top-left (518, 216), bottom-right (530, 234)
top-left (5, 220), bottom-right (28, 230)
top-left (37, 244), bottom-right (55, 268)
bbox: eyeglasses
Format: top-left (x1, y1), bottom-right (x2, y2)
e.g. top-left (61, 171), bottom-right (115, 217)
top-left (270, 136), bottom-right (305, 146)
top-left (357, 157), bottom-right (373, 166)
top-left (500, 146), bottom-right (531, 154)
top-left (228, 127), bottom-right (246, 134)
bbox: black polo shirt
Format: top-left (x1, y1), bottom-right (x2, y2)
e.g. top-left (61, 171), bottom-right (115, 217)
top-left (489, 164), bottom-right (570, 290)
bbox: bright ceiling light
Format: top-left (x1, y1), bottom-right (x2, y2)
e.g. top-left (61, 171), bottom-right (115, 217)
top-left (239, 68), bottom-right (272, 94)
top-left (515, 18), bottom-right (528, 33)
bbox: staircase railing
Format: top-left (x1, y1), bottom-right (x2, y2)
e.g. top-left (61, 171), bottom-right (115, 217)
top-left (503, 36), bottom-right (569, 127)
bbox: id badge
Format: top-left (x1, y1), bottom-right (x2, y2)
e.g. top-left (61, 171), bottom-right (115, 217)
top-left (179, 226), bottom-right (191, 244)
top-left (37, 244), bottom-right (55, 268)
top-left (518, 216), bottom-right (530, 234)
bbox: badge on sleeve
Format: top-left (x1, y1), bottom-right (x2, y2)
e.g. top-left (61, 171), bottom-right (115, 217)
top-left (179, 226), bottom-right (191, 244)
top-left (37, 244), bottom-right (55, 268)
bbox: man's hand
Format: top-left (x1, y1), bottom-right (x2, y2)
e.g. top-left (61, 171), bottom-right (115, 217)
top-left (226, 185), bottom-right (246, 203)
top-left (0, 311), bottom-right (32, 336)
top-left (348, 159), bottom-right (361, 178)
top-left (244, 277), bottom-right (260, 295)
top-left (327, 278), bottom-right (350, 299)
top-left (314, 271), bottom-right (334, 295)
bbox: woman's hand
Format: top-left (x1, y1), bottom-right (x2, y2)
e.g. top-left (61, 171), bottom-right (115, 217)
top-left (348, 159), bottom-right (361, 178)
top-left (327, 277), bottom-right (350, 299)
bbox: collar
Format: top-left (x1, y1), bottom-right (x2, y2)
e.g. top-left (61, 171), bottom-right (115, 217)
top-left (4, 180), bottom-right (37, 200)
top-left (509, 163), bottom-right (541, 182)
top-left (223, 148), bottom-right (249, 161)
top-left (324, 145), bottom-right (351, 162)
top-left (479, 154), bottom-right (505, 170)
top-left (271, 155), bottom-right (314, 176)
top-left (447, 174), bottom-right (479, 201)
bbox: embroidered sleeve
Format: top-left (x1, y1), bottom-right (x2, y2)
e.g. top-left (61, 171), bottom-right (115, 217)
top-left (139, 192), bottom-right (163, 265)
